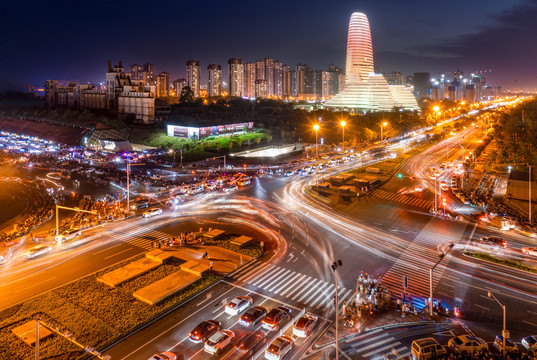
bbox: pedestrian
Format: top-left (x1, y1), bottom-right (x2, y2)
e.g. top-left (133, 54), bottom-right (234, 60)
top-left (240, 254), bottom-right (243, 265)
top-left (210, 260), bottom-right (214, 271)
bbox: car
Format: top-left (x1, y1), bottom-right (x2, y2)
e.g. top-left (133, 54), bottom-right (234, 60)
top-left (293, 313), bottom-right (318, 337)
top-left (521, 335), bottom-right (537, 353)
top-left (239, 305), bottom-right (267, 327)
top-left (493, 335), bottom-right (518, 353)
top-left (143, 208), bottom-right (162, 218)
top-left (261, 306), bottom-right (292, 331)
top-left (264, 335), bottom-right (293, 360)
top-left (235, 330), bottom-right (266, 354)
top-left (55, 228), bottom-right (81, 243)
top-left (283, 170), bottom-right (294, 177)
top-left (414, 186), bottom-right (424, 192)
top-left (522, 247), bottom-right (537, 256)
top-left (204, 329), bottom-right (235, 355)
top-left (448, 335), bottom-right (488, 354)
top-left (189, 320), bottom-right (221, 343)
top-left (225, 295), bottom-right (253, 315)
top-left (411, 338), bottom-right (447, 360)
top-left (148, 352), bottom-right (176, 360)
top-left (480, 236), bottom-right (507, 248)
top-left (132, 199), bottom-right (150, 210)
top-left (223, 185), bottom-right (238, 192)
top-left (25, 244), bottom-right (53, 259)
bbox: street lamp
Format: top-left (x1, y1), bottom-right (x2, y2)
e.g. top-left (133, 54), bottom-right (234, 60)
top-left (433, 105), bottom-right (440, 124)
top-left (313, 124), bottom-right (320, 158)
top-left (380, 122), bottom-right (388, 142)
top-left (331, 260), bottom-right (343, 360)
top-left (340, 120), bottom-right (346, 153)
top-left (429, 243), bottom-right (454, 316)
top-left (488, 291), bottom-right (507, 358)
top-left (168, 148), bottom-right (175, 166)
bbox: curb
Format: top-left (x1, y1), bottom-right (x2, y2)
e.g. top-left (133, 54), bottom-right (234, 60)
top-left (314, 319), bottom-right (450, 348)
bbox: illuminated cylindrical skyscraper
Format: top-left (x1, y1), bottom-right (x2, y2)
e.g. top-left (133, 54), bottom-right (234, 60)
top-left (346, 12), bottom-right (374, 84)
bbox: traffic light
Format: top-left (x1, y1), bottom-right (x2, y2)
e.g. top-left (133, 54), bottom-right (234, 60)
top-left (397, 173), bottom-right (403, 179)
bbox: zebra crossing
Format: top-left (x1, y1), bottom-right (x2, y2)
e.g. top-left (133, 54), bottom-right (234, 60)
top-left (346, 329), bottom-right (410, 359)
top-left (381, 218), bottom-right (466, 309)
top-left (229, 260), bottom-right (355, 311)
top-left (371, 189), bottom-right (433, 210)
top-left (104, 224), bottom-right (171, 250)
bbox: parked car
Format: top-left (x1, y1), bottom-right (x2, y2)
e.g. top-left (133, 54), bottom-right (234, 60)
top-left (411, 338), bottom-right (447, 360)
top-left (25, 244), bottom-right (53, 259)
top-left (264, 335), bottom-right (293, 360)
top-left (148, 352), bottom-right (177, 360)
top-left (204, 330), bottom-right (235, 355)
top-left (522, 247), bottom-right (537, 256)
top-left (293, 313), bottom-right (318, 337)
top-left (225, 295), bottom-right (253, 315)
top-left (493, 335), bottom-right (518, 353)
top-left (521, 335), bottom-right (537, 353)
top-left (261, 306), bottom-right (291, 331)
top-left (239, 306), bottom-right (267, 327)
top-left (55, 228), bottom-right (81, 243)
top-left (189, 320), bottom-right (221, 343)
top-left (143, 208), bottom-right (162, 218)
top-left (448, 335), bottom-right (488, 354)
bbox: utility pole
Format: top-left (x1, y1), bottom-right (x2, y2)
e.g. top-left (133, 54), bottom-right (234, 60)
top-left (529, 165), bottom-right (533, 224)
top-left (55, 205), bottom-right (97, 237)
top-left (488, 291), bottom-right (507, 359)
top-left (126, 162), bottom-right (144, 212)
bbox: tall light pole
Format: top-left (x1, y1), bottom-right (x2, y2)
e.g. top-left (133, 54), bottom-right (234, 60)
top-left (380, 122), bottom-right (388, 142)
top-left (429, 243), bottom-right (454, 316)
top-left (433, 105), bottom-right (440, 124)
top-left (331, 260), bottom-right (343, 360)
top-left (313, 124), bottom-right (320, 158)
top-left (169, 148), bottom-right (175, 166)
top-left (488, 291), bottom-right (507, 358)
top-left (529, 164), bottom-right (533, 224)
top-left (340, 120), bottom-right (346, 153)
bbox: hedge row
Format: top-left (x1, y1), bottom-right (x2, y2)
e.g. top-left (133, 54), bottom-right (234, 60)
top-left (204, 234), bottom-right (263, 258)
top-left (0, 254), bottom-right (220, 359)
top-left (464, 251), bottom-right (537, 274)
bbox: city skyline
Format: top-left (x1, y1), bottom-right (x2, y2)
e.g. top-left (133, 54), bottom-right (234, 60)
top-left (2, 0), bottom-right (537, 90)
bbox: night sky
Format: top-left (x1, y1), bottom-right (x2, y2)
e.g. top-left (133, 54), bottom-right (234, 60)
top-left (2, 0), bottom-right (536, 90)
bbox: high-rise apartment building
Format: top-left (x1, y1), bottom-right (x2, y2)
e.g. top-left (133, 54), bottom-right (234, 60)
top-left (255, 79), bottom-right (267, 99)
top-left (273, 61), bottom-right (283, 97)
top-left (255, 60), bottom-right (265, 81)
top-left (264, 57), bottom-right (274, 97)
top-left (227, 58), bottom-right (244, 97)
top-left (157, 72), bottom-right (170, 97)
top-left (129, 64), bottom-right (144, 81)
top-left (186, 60), bottom-right (201, 97)
top-left (173, 78), bottom-right (187, 96)
top-left (296, 64), bottom-right (315, 98)
top-left (320, 70), bottom-right (338, 98)
top-left (244, 62), bottom-right (256, 99)
top-left (282, 65), bottom-right (293, 97)
top-left (384, 71), bottom-right (404, 85)
top-left (207, 64), bottom-right (222, 97)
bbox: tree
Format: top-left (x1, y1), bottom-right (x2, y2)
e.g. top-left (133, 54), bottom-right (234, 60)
top-left (179, 86), bottom-right (194, 103)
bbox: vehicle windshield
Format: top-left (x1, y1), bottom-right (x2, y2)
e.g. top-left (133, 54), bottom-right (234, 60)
top-left (453, 338), bottom-right (463, 345)
top-left (295, 317), bottom-right (310, 328)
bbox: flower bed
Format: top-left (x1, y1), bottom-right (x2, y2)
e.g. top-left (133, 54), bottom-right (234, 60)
top-left (0, 254), bottom-right (220, 359)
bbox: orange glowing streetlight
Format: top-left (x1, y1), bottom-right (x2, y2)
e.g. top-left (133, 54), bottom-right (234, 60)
top-left (313, 124), bottom-right (320, 158)
top-left (340, 120), bottom-right (347, 153)
top-left (380, 121), bottom-right (388, 142)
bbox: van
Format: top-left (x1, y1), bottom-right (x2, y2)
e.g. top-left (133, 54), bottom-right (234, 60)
top-left (411, 338), bottom-right (447, 360)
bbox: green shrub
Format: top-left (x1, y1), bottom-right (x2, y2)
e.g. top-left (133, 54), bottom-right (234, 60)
top-left (464, 251), bottom-right (537, 274)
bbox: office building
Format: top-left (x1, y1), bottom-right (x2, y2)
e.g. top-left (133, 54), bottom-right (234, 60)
top-left (227, 58), bottom-right (244, 97)
top-left (413, 72), bottom-right (431, 100)
top-left (273, 61), bottom-right (283, 97)
top-left (384, 71), bottom-right (404, 85)
top-left (186, 60), bottom-right (201, 97)
top-left (207, 64), bottom-right (222, 97)
top-left (325, 13), bottom-right (419, 111)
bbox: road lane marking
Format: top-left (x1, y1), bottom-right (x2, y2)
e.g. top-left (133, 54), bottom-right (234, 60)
top-left (15, 277), bottom-right (57, 293)
top-left (103, 248), bottom-right (133, 259)
top-left (524, 320), bottom-right (537, 327)
top-left (474, 304), bottom-right (489, 310)
top-left (92, 243), bottom-right (122, 255)
top-left (362, 341), bottom-right (401, 357)
top-left (272, 273), bottom-right (302, 294)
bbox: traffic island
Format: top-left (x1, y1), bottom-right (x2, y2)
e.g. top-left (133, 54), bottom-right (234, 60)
top-left (97, 256), bottom-right (164, 287)
top-left (12, 320), bottom-right (53, 346)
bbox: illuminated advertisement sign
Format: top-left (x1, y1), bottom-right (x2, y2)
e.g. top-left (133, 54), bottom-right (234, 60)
top-left (167, 122), bottom-right (253, 139)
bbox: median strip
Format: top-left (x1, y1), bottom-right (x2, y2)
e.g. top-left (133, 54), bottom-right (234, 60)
top-left (463, 251), bottom-right (537, 274)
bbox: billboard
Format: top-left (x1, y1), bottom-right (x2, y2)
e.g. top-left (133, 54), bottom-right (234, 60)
top-left (167, 122), bottom-right (254, 139)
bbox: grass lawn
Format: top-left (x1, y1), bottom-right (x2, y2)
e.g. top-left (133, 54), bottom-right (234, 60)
top-left (0, 254), bottom-right (220, 359)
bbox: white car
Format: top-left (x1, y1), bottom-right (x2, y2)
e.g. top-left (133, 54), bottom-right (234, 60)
top-left (204, 329), bottom-right (235, 355)
top-left (522, 247), bottom-right (537, 256)
top-left (143, 208), bottom-right (162, 218)
top-left (522, 335), bottom-right (537, 353)
top-left (55, 228), bottom-right (81, 243)
top-left (225, 295), bottom-right (253, 315)
top-left (25, 244), bottom-right (53, 259)
top-left (265, 335), bottom-right (293, 360)
top-left (448, 335), bottom-right (488, 354)
top-left (148, 352), bottom-right (176, 360)
top-left (293, 313), bottom-right (318, 337)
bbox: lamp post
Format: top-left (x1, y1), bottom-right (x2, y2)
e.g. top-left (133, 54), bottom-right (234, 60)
top-left (529, 164), bottom-right (533, 224)
top-left (488, 291), bottom-right (507, 358)
top-left (313, 124), bottom-right (320, 158)
top-left (340, 120), bottom-right (346, 153)
top-left (380, 122), bottom-right (388, 142)
top-left (169, 148), bottom-right (175, 166)
top-left (429, 243), bottom-right (454, 316)
top-left (433, 105), bottom-right (440, 124)
top-left (126, 161), bottom-right (144, 212)
top-left (331, 260), bottom-right (343, 360)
